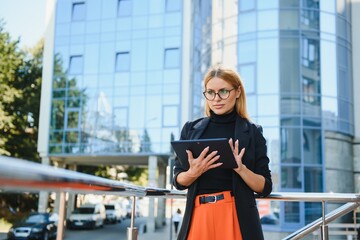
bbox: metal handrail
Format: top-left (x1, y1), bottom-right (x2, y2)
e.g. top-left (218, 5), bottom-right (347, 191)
top-left (1, 156), bottom-right (360, 240)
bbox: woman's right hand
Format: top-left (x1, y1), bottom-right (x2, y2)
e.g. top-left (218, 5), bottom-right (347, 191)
top-left (176, 147), bottom-right (221, 187)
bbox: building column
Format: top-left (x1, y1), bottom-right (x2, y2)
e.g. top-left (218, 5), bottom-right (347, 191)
top-left (38, 157), bottom-right (50, 213)
top-left (37, 0), bottom-right (56, 214)
top-left (53, 161), bottom-right (66, 215)
top-left (147, 156), bottom-right (158, 232)
top-left (352, 0), bottom-right (360, 193)
top-left (66, 164), bottom-right (77, 217)
top-left (156, 163), bottom-right (167, 228)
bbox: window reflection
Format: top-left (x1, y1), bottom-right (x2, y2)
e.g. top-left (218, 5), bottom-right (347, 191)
top-left (301, 9), bottom-right (319, 30)
top-left (113, 107), bottom-right (128, 129)
top-left (115, 52), bottom-right (130, 72)
top-left (284, 202), bottom-right (300, 223)
top-left (239, 1), bottom-right (255, 11)
top-left (303, 129), bottom-right (322, 164)
top-left (304, 167), bottom-right (322, 191)
top-left (239, 64), bottom-right (255, 94)
top-left (280, 38), bottom-right (300, 93)
top-left (69, 55), bottom-right (84, 75)
top-left (280, 95), bottom-right (300, 115)
top-left (281, 128), bottom-right (301, 163)
top-left (281, 166), bottom-right (302, 189)
top-left (302, 77), bottom-right (320, 104)
top-left (302, 38), bottom-right (319, 71)
top-left (118, 0), bottom-right (132, 17)
top-left (305, 202), bottom-right (321, 224)
top-left (166, 0), bottom-right (181, 12)
top-left (280, 10), bottom-right (299, 29)
top-left (72, 2), bottom-right (86, 21)
top-left (163, 105), bottom-right (178, 127)
top-left (164, 48), bottom-right (180, 68)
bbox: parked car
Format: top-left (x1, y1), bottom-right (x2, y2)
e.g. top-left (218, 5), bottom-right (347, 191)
top-left (260, 213), bottom-right (279, 225)
top-left (104, 203), bottom-right (123, 224)
top-left (7, 212), bottom-right (57, 240)
top-left (66, 203), bottom-right (106, 229)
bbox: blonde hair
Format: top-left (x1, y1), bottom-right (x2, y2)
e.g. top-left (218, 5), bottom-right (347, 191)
top-left (203, 65), bottom-right (250, 120)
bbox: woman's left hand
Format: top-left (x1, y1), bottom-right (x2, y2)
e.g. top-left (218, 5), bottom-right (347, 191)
top-left (229, 138), bottom-right (245, 174)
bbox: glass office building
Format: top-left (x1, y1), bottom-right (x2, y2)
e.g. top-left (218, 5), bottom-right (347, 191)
top-left (39, 0), bottom-right (358, 236)
top-left (49, 0), bottom-right (183, 155)
top-left (189, 0), bottom-right (354, 232)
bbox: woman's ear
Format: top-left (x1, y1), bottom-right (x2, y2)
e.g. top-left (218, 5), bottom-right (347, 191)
top-left (236, 86), bottom-right (241, 98)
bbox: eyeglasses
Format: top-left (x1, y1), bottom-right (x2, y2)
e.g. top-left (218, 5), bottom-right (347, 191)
top-left (203, 88), bottom-right (235, 101)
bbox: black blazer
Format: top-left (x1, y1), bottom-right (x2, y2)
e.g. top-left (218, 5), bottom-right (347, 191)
top-left (173, 115), bottom-right (272, 240)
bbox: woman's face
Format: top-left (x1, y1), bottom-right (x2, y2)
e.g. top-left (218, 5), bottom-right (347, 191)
top-left (205, 77), bottom-right (240, 115)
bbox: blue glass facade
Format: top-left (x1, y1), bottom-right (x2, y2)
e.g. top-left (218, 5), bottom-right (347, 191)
top-left (50, 0), bottom-right (183, 155)
top-left (191, 0), bottom-right (353, 231)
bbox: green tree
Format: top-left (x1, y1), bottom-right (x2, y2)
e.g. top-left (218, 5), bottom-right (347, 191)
top-left (0, 21), bottom-right (43, 223)
top-left (0, 22), bottom-right (42, 161)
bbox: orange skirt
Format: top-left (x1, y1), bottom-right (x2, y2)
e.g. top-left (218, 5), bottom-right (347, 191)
top-left (187, 191), bottom-right (242, 240)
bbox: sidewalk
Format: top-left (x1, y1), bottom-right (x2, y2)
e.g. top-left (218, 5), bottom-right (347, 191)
top-left (139, 218), bottom-right (177, 240)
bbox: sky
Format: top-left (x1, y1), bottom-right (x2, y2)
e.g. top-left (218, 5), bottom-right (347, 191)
top-left (0, 0), bottom-right (47, 48)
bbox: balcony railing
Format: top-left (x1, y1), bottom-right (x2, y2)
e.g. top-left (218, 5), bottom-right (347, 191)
top-left (1, 155), bottom-right (359, 240)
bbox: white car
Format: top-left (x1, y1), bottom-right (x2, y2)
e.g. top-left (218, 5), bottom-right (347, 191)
top-left (67, 203), bottom-right (106, 229)
top-left (104, 203), bottom-right (123, 224)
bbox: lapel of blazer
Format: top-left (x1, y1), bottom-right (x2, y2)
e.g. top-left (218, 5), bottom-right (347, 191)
top-left (189, 117), bottom-right (210, 139)
top-left (234, 116), bottom-right (250, 152)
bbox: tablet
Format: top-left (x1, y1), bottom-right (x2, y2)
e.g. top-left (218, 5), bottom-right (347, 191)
top-left (171, 138), bottom-right (238, 169)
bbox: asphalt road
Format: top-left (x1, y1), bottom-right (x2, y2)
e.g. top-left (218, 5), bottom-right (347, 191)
top-left (64, 217), bottom-right (147, 240)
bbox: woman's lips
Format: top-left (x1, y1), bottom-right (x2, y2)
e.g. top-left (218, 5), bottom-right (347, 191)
top-left (212, 104), bottom-right (224, 109)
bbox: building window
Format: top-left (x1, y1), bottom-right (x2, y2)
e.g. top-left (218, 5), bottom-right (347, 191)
top-left (239, 63), bottom-right (256, 94)
top-left (166, 0), bottom-right (181, 12)
top-left (163, 105), bottom-right (178, 127)
top-left (113, 107), bottom-right (128, 129)
top-left (164, 48), bottom-right (180, 68)
top-left (118, 0), bottom-right (132, 17)
top-left (239, 1), bottom-right (255, 11)
top-left (72, 2), bottom-right (86, 21)
top-left (69, 55), bottom-right (83, 75)
top-left (302, 38), bottom-right (319, 70)
top-left (65, 109), bottom-right (80, 129)
top-left (115, 52), bottom-right (130, 72)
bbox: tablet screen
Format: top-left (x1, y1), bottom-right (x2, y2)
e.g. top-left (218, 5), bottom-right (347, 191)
top-left (171, 138), bottom-right (238, 169)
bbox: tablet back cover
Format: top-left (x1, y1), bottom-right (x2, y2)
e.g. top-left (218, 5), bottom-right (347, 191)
top-left (171, 138), bottom-right (237, 169)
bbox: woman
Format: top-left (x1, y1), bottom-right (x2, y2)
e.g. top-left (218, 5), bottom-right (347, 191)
top-left (173, 208), bottom-right (182, 235)
top-left (173, 65), bottom-right (272, 240)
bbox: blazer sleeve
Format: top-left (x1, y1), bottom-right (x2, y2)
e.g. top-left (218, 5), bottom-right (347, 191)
top-left (253, 125), bottom-right (272, 197)
top-left (172, 121), bottom-right (191, 191)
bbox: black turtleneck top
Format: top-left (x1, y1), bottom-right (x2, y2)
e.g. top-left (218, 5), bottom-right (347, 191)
top-left (197, 110), bottom-right (237, 195)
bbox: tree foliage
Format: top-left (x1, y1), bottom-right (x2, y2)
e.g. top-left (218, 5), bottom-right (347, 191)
top-left (0, 22), bottom-right (42, 161)
top-left (0, 21), bottom-right (43, 223)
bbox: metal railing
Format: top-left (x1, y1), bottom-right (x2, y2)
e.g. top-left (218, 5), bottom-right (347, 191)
top-left (1, 155), bottom-right (360, 240)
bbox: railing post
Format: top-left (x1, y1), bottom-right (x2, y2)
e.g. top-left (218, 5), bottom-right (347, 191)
top-left (127, 196), bottom-right (138, 240)
top-left (320, 201), bottom-right (329, 240)
top-left (56, 192), bottom-right (66, 240)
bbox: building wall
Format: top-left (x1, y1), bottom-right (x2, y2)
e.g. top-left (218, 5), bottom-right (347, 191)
top-left (351, 0), bottom-right (360, 194)
top-left (48, 0), bottom-right (184, 155)
top-left (325, 131), bottom-right (353, 193)
top-left (190, 0), bottom-right (355, 231)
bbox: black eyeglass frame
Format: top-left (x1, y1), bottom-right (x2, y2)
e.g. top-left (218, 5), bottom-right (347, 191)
top-left (202, 88), bottom-right (236, 101)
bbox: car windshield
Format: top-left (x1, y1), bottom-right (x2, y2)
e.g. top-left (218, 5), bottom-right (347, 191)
top-left (25, 214), bottom-right (47, 224)
top-left (73, 207), bottom-right (94, 214)
top-left (105, 205), bottom-right (115, 210)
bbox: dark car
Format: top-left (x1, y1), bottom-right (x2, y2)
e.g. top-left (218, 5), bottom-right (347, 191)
top-left (7, 212), bottom-right (57, 240)
top-left (260, 213), bottom-right (279, 225)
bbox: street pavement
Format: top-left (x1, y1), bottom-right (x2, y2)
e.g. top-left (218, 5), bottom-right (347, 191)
top-left (0, 217), bottom-right (176, 240)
